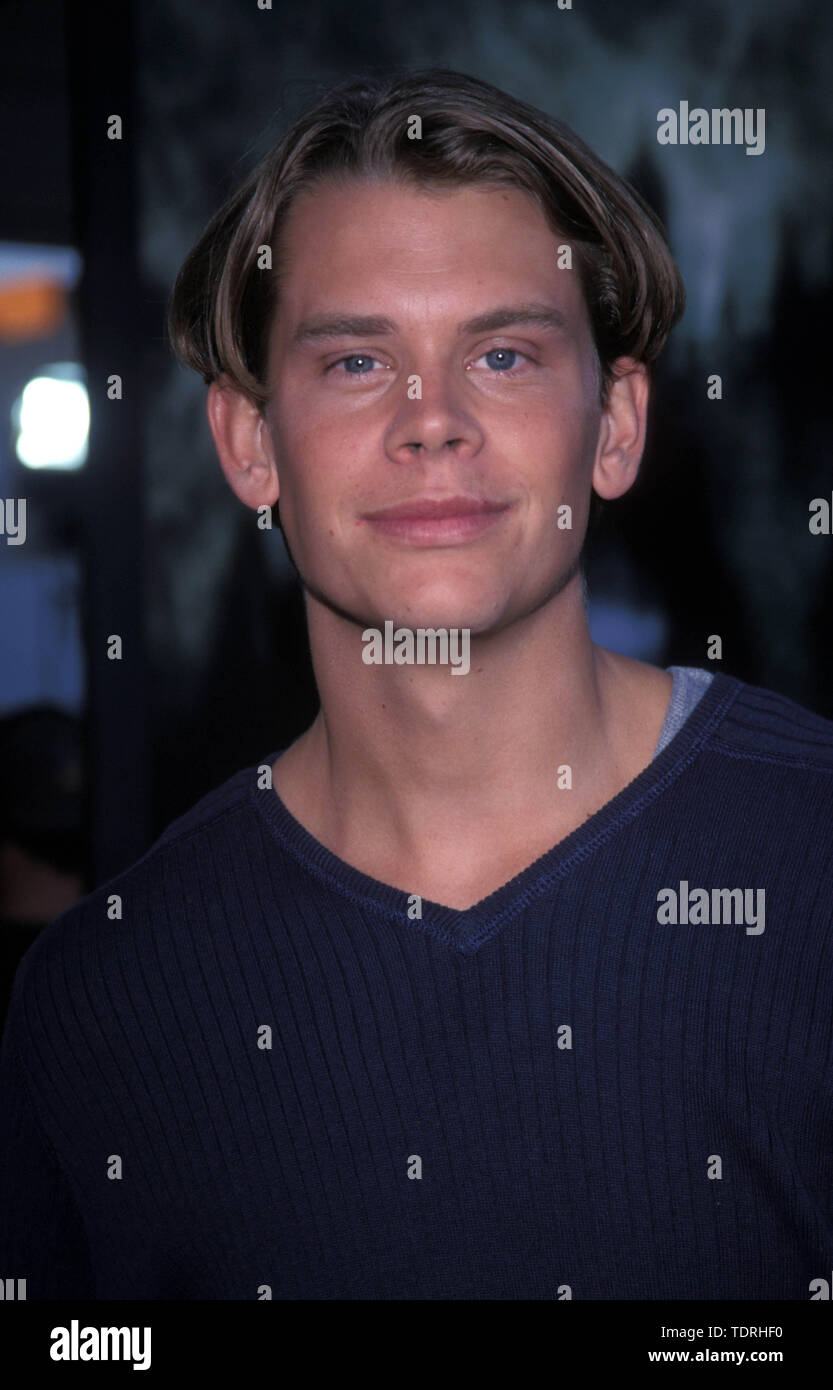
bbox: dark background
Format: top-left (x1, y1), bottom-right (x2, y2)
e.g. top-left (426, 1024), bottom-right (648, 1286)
top-left (1, 0), bottom-right (831, 901)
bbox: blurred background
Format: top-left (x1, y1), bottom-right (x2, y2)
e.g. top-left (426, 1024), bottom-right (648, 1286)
top-left (1, 0), bottom-right (831, 1018)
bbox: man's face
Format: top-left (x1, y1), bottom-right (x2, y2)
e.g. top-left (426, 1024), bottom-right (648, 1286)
top-left (262, 176), bottom-right (607, 635)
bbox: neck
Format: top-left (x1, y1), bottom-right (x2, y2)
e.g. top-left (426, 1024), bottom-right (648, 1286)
top-left (276, 571), bottom-right (663, 881)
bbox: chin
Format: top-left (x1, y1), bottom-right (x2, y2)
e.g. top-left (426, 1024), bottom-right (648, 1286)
top-left (369, 582), bottom-right (506, 633)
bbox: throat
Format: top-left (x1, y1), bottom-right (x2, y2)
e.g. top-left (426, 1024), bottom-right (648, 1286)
top-left (271, 658), bottom-right (674, 913)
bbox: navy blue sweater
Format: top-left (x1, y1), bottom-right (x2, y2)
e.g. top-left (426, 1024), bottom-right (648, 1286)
top-left (2, 668), bottom-right (833, 1300)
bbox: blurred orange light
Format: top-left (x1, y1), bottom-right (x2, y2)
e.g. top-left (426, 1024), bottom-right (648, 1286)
top-left (0, 277), bottom-right (66, 341)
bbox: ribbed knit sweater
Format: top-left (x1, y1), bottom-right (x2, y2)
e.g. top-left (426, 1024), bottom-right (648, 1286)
top-left (2, 667), bottom-right (832, 1300)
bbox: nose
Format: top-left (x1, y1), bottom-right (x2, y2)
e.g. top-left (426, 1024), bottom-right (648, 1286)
top-left (383, 367), bottom-right (484, 464)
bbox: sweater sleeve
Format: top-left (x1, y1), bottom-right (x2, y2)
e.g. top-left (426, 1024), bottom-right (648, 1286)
top-left (0, 973), bottom-right (94, 1300)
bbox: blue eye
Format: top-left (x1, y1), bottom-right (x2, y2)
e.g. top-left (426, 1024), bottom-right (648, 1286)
top-left (332, 354), bottom-right (380, 375)
top-left (328, 348), bottom-right (530, 378)
top-left (477, 348), bottom-right (526, 371)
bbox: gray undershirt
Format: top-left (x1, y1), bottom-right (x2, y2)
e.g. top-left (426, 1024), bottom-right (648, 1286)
top-left (652, 666), bottom-right (715, 759)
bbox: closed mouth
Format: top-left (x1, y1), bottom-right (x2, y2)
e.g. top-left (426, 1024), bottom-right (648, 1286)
top-left (363, 496), bottom-right (509, 521)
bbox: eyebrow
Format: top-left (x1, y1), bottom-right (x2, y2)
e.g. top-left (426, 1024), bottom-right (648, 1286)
top-left (289, 302), bottom-right (569, 348)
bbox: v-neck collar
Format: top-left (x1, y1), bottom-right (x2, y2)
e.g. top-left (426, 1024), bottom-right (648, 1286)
top-left (248, 670), bottom-right (744, 954)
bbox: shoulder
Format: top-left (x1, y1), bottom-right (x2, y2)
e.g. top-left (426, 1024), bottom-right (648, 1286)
top-left (690, 674), bottom-right (833, 864)
top-left (707, 674), bottom-right (833, 772)
top-left (4, 751), bottom-right (276, 1036)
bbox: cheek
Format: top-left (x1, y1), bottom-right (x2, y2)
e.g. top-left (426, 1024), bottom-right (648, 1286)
top-left (277, 425), bottom-right (365, 537)
top-left (547, 365), bottom-right (602, 464)
top-left (500, 391), bottom-right (590, 486)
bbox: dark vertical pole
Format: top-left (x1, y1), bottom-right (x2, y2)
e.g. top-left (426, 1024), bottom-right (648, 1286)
top-left (66, 0), bottom-right (150, 882)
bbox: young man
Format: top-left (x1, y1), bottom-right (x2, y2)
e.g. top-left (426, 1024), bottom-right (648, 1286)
top-left (1, 69), bottom-right (832, 1301)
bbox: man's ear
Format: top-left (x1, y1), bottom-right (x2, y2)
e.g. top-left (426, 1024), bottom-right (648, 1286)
top-left (591, 358), bottom-right (650, 502)
top-left (206, 376), bottom-right (280, 510)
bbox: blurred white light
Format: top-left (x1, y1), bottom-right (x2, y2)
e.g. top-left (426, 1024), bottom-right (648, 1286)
top-left (13, 366), bottom-right (89, 468)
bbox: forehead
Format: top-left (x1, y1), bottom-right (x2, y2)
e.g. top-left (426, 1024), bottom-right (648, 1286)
top-left (274, 176), bottom-right (586, 326)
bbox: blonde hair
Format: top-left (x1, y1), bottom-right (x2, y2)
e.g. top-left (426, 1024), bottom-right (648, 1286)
top-left (168, 67), bottom-right (685, 411)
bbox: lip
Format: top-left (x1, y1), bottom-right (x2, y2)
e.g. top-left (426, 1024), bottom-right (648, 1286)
top-left (362, 495), bottom-right (512, 546)
top-left (363, 496), bottom-right (509, 521)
